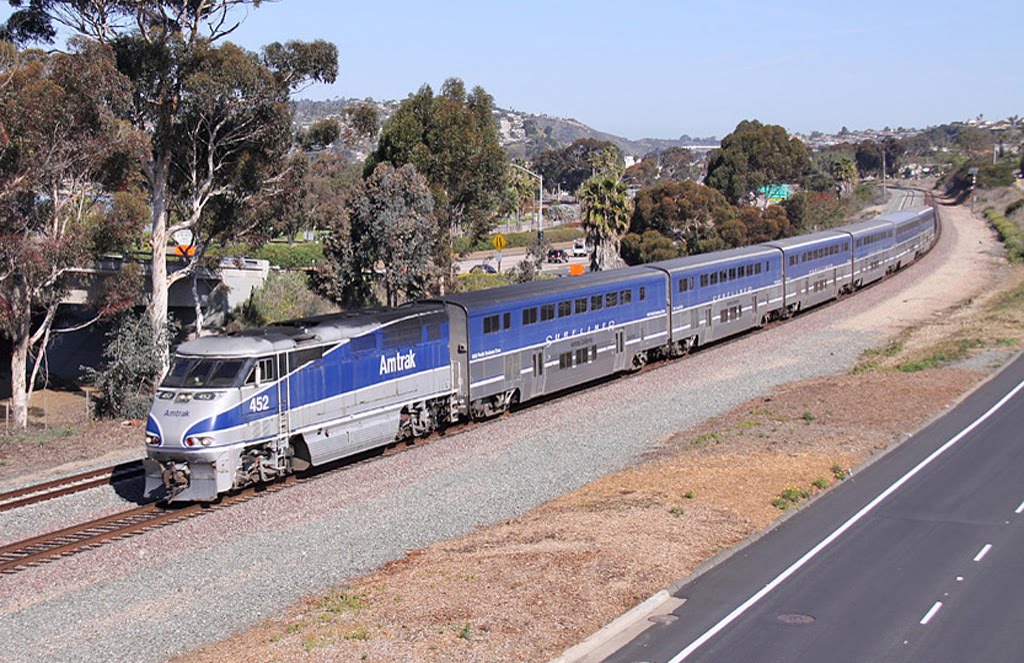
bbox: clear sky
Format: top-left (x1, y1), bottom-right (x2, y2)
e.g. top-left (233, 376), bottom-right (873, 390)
top-left (4, 0), bottom-right (1022, 140)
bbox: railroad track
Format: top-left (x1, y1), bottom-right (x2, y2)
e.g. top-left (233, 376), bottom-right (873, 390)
top-left (0, 462), bottom-right (145, 513)
top-left (0, 424), bottom-right (456, 575)
top-left (0, 477), bottom-right (296, 575)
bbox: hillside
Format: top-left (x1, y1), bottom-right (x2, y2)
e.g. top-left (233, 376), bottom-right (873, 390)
top-left (291, 97), bottom-right (718, 160)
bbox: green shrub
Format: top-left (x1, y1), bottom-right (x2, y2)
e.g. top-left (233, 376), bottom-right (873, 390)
top-left (984, 209), bottom-right (1024, 263)
top-left (252, 242), bottom-right (324, 269)
top-left (83, 311), bottom-right (164, 419)
top-left (1006, 198), bottom-right (1024, 216)
top-left (233, 270), bottom-right (338, 327)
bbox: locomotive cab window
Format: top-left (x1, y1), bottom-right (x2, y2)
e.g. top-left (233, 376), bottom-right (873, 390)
top-left (163, 357), bottom-right (247, 388)
top-left (245, 356), bottom-right (277, 386)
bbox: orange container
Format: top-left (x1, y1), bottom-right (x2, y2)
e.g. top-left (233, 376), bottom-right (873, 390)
top-left (569, 264), bottom-right (585, 276)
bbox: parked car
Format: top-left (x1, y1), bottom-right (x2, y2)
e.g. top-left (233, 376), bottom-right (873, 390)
top-left (572, 239), bottom-right (588, 257)
top-left (547, 248), bottom-right (569, 263)
top-left (469, 263), bottom-right (497, 274)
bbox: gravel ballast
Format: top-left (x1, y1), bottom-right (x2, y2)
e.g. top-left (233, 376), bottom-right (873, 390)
top-left (0, 198), bottom-right (1008, 662)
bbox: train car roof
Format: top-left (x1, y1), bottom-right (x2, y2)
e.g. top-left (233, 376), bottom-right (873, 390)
top-left (874, 206), bottom-right (932, 225)
top-left (176, 303), bottom-right (444, 356)
top-left (646, 244), bottom-right (778, 275)
top-left (432, 265), bottom-right (661, 311)
top-left (763, 229), bottom-right (849, 251)
top-left (835, 218), bottom-right (895, 236)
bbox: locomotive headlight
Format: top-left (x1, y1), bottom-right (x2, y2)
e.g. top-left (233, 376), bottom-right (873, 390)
top-left (145, 432), bottom-right (161, 446)
top-left (185, 435), bottom-right (214, 447)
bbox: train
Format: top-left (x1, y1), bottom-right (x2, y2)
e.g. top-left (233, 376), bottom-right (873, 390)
top-left (143, 206), bottom-right (936, 502)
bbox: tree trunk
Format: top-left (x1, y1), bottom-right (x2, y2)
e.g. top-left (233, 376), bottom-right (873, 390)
top-left (9, 299), bottom-right (30, 429)
top-left (150, 155), bottom-right (171, 375)
top-left (191, 269), bottom-right (205, 337)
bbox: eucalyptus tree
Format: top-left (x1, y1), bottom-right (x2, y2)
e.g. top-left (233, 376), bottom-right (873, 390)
top-left (3, 1), bottom-right (337, 365)
top-left (366, 78), bottom-right (506, 285)
top-left (578, 174), bottom-right (633, 271)
top-left (351, 163), bottom-right (437, 307)
top-left (706, 120), bottom-right (811, 206)
top-left (0, 41), bottom-right (147, 428)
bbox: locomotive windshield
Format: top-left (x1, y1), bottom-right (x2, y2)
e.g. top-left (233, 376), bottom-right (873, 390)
top-left (162, 357), bottom-right (247, 388)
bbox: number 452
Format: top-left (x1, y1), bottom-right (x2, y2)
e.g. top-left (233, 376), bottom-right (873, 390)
top-left (249, 395), bottom-right (270, 413)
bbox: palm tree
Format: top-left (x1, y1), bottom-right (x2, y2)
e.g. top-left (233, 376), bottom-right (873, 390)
top-left (578, 175), bottom-right (633, 271)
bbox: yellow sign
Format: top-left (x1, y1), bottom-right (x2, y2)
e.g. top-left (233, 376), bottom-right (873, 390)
top-left (492, 233), bottom-right (507, 251)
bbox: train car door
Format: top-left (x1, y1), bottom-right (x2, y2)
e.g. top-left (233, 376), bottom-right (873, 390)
top-left (276, 352), bottom-right (290, 440)
top-left (442, 302), bottom-right (470, 412)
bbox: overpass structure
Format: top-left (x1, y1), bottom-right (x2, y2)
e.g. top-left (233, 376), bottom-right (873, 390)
top-left (64, 254), bottom-right (271, 323)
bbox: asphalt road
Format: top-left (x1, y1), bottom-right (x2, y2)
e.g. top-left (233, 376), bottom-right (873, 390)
top-left (604, 349), bottom-right (1024, 663)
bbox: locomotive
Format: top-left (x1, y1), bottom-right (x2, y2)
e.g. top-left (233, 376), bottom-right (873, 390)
top-left (144, 206), bottom-right (936, 502)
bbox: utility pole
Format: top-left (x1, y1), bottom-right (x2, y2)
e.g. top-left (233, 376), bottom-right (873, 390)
top-left (510, 163), bottom-right (543, 235)
top-left (881, 147), bottom-right (887, 199)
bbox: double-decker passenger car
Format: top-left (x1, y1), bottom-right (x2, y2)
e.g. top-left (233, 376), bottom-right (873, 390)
top-left (650, 245), bottom-right (784, 351)
top-left (432, 266), bottom-right (668, 416)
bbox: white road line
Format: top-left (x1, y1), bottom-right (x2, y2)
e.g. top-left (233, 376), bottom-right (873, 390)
top-left (920, 602), bottom-right (943, 625)
top-left (1015, 500), bottom-right (1024, 514)
top-left (667, 375), bottom-right (1024, 662)
top-left (973, 544), bottom-right (992, 562)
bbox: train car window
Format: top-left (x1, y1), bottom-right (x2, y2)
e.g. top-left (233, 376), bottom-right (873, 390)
top-left (256, 356), bottom-right (276, 383)
top-left (559, 352), bottom-right (572, 369)
top-left (575, 348), bottom-right (588, 365)
top-left (678, 279), bottom-right (688, 293)
top-left (710, 272), bottom-right (718, 285)
top-left (483, 315), bottom-right (500, 334)
top-left (606, 291), bottom-right (618, 307)
top-left (575, 298), bottom-right (587, 314)
top-left (621, 289), bottom-right (632, 304)
top-left (558, 301), bottom-right (572, 318)
top-left (591, 294), bottom-right (603, 311)
top-left (844, 242), bottom-right (850, 251)
top-left (503, 312), bottom-right (511, 330)
top-left (755, 262), bottom-right (762, 274)
top-left (728, 268), bottom-right (736, 280)
top-left (719, 270), bottom-right (727, 283)
top-left (541, 304), bottom-right (555, 321)
top-left (522, 307), bottom-right (538, 325)
top-left (700, 274), bottom-right (709, 288)
top-left (639, 287), bottom-right (646, 301)
top-left (720, 309), bottom-right (728, 323)
top-left (591, 345), bottom-right (598, 361)
top-left (745, 264), bottom-right (752, 277)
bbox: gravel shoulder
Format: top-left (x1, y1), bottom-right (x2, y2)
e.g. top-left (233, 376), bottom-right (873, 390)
top-left (2, 195), bottom-right (1022, 663)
